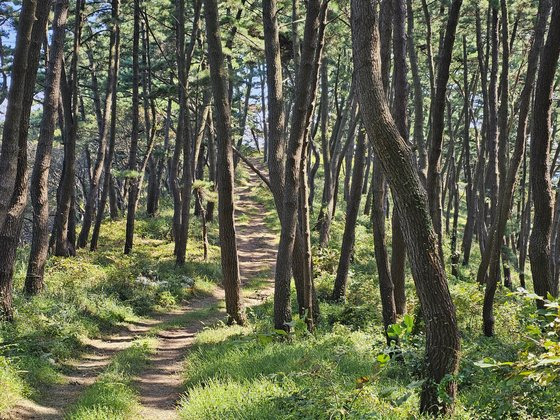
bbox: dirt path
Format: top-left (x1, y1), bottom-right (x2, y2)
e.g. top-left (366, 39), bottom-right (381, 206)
top-left (8, 165), bottom-right (276, 420)
top-left (135, 166), bottom-right (277, 419)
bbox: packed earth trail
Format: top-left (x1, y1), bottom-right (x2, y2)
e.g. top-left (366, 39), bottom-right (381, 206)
top-left (5, 166), bottom-right (277, 420)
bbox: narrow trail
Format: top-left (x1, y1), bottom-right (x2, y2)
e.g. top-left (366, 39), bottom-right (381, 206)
top-left (6, 164), bottom-right (277, 420)
top-left (135, 165), bottom-right (277, 419)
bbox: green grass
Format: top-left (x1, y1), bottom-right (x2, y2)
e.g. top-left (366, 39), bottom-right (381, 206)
top-left (68, 337), bottom-right (156, 420)
top-left (0, 206), bottom-right (222, 416)
top-left (176, 178), bottom-right (558, 419)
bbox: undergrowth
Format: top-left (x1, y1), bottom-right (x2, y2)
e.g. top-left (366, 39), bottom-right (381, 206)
top-left (0, 207), bottom-right (221, 415)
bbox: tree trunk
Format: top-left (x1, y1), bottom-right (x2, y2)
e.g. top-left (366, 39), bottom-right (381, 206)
top-left (479, 0), bottom-right (551, 335)
top-left (0, 0), bottom-right (38, 230)
top-left (426, 0), bottom-right (462, 260)
top-left (0, 0), bottom-right (51, 320)
top-left (332, 131), bottom-right (366, 301)
top-left (273, 0), bottom-right (327, 330)
top-left (351, 2), bottom-right (460, 414)
top-left (77, 0), bottom-right (121, 248)
top-left (204, 0), bottom-right (245, 325)
top-left (90, 0), bottom-right (121, 252)
top-left (530, 1), bottom-right (560, 302)
top-left (124, 0), bottom-right (141, 255)
top-left (25, 0), bottom-right (68, 295)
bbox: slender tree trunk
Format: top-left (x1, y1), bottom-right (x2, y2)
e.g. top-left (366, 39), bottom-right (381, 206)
top-left (263, 0), bottom-right (309, 315)
top-left (391, 0), bottom-right (408, 316)
top-left (124, 0), bottom-right (141, 255)
top-left (204, 0), bottom-right (245, 325)
top-left (25, 0), bottom-right (69, 295)
top-left (426, 0), bottom-right (462, 261)
top-left (273, 0), bottom-right (327, 330)
top-left (332, 131), bottom-right (366, 301)
top-left (461, 35), bottom-right (475, 266)
top-left (352, 2), bottom-right (460, 414)
top-left (90, 0), bottom-right (121, 251)
top-left (479, 0), bottom-right (551, 334)
top-left (52, 0), bottom-right (82, 256)
top-left (0, 0), bottom-right (51, 320)
top-left (530, 1), bottom-right (560, 302)
top-left (77, 0), bottom-right (120, 248)
top-left (0, 0), bottom-right (38, 229)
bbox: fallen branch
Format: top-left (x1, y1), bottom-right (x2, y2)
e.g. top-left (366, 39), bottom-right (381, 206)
top-left (232, 147), bottom-right (272, 191)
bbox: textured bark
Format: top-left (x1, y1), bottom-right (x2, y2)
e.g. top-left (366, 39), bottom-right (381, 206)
top-left (479, 0), bottom-right (550, 335)
top-left (351, 2), bottom-right (460, 414)
top-left (461, 35), bottom-right (475, 266)
top-left (485, 7), bottom-right (499, 229)
top-left (332, 131), bottom-right (366, 301)
top-left (90, 0), bottom-right (121, 251)
top-left (0, 0), bottom-right (51, 320)
top-left (273, 0), bottom-right (326, 330)
top-left (391, 0), bottom-right (408, 316)
top-left (204, 0), bottom-right (245, 325)
top-left (426, 0), bottom-right (462, 260)
top-left (0, 0), bottom-right (38, 230)
top-left (77, 0), bottom-right (121, 248)
top-left (124, 0), bottom-right (141, 255)
top-left (530, 1), bottom-right (560, 302)
top-left (25, 0), bottom-right (69, 295)
top-left (52, 0), bottom-right (82, 256)
top-left (406, 0), bottom-right (426, 184)
top-left (263, 0), bottom-right (309, 315)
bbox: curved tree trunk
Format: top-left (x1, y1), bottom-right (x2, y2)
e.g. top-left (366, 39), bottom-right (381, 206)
top-left (0, 0), bottom-right (51, 320)
top-left (529, 1), bottom-right (560, 303)
top-left (204, 0), bottom-right (245, 325)
top-left (351, 1), bottom-right (460, 414)
top-left (25, 0), bottom-right (69, 295)
top-left (425, 0), bottom-right (462, 260)
top-left (332, 131), bottom-right (366, 301)
top-left (479, 0), bottom-right (551, 335)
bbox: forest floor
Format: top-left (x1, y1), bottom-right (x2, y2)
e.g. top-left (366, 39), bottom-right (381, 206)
top-left (6, 165), bottom-right (277, 420)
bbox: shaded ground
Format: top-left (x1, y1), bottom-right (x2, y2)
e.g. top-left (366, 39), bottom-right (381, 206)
top-left (6, 163), bottom-right (277, 420)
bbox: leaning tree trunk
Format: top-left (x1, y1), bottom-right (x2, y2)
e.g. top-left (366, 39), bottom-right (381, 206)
top-left (530, 0), bottom-right (560, 302)
top-left (204, 0), bottom-right (245, 325)
top-left (77, 0), bottom-right (120, 248)
top-left (0, 0), bottom-right (38, 230)
top-left (0, 0), bottom-right (51, 320)
top-left (124, 0), bottom-right (141, 255)
top-left (90, 0), bottom-right (121, 252)
top-left (351, 1), bottom-right (460, 415)
top-left (25, 0), bottom-right (69, 295)
top-left (391, 0), bottom-right (408, 316)
top-left (263, 0), bottom-right (312, 315)
top-left (426, 0), bottom-right (462, 260)
top-left (479, 0), bottom-right (551, 335)
top-left (332, 131), bottom-right (366, 301)
top-left (273, 0), bottom-right (327, 330)
top-left (52, 0), bottom-right (83, 257)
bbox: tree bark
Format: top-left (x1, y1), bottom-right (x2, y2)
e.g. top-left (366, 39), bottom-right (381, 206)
top-left (0, 0), bottom-right (38, 230)
top-left (530, 1), bottom-right (560, 302)
top-left (52, 0), bottom-right (83, 256)
top-left (90, 0), bottom-right (121, 252)
top-left (332, 131), bottom-right (366, 301)
top-left (25, 0), bottom-right (68, 295)
top-left (273, 0), bottom-right (327, 330)
top-left (479, 0), bottom-right (551, 335)
top-left (426, 0), bottom-right (462, 260)
top-left (124, 0), bottom-right (141, 255)
top-left (204, 0), bottom-right (245, 325)
top-left (351, 2), bottom-right (460, 414)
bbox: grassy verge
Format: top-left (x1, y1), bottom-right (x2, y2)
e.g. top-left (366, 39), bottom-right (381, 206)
top-left (68, 337), bottom-right (156, 420)
top-left (0, 206), bottom-right (221, 416)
